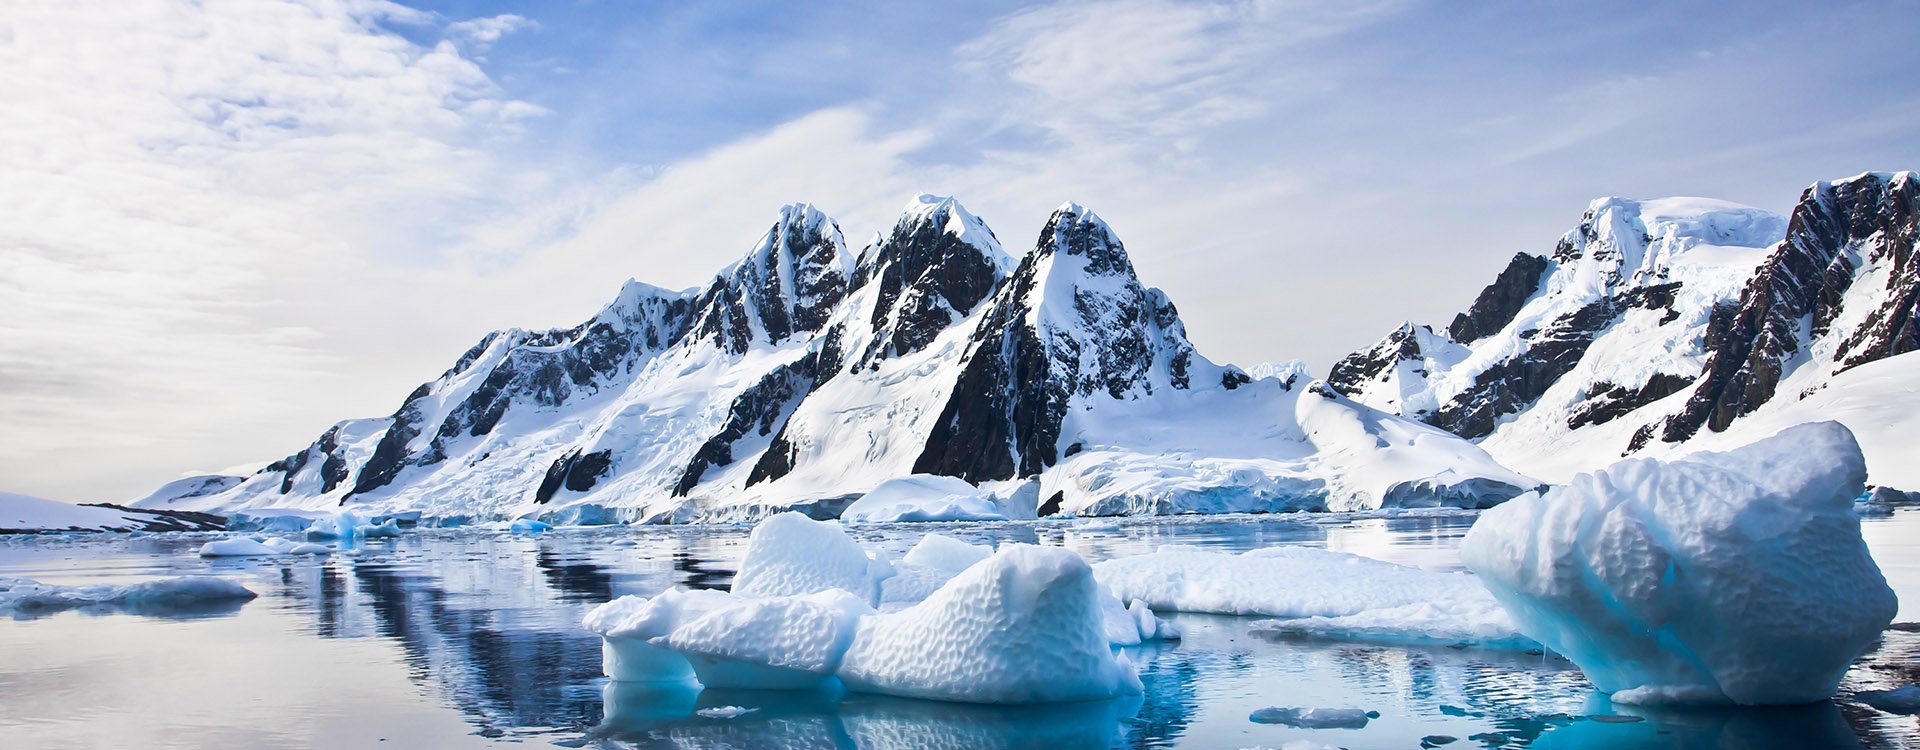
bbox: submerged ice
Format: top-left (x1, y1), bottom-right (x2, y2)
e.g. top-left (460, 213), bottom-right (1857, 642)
top-left (1462, 421), bottom-right (1897, 706)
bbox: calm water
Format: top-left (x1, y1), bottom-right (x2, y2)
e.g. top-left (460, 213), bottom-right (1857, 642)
top-left (2, 511), bottom-right (1918, 749)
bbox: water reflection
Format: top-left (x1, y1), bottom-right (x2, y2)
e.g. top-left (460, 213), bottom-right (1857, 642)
top-left (4, 512), bottom-right (1919, 748)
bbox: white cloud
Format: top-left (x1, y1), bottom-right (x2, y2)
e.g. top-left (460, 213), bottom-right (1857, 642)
top-left (0, 0), bottom-right (557, 500)
top-left (447, 13), bottom-right (537, 50)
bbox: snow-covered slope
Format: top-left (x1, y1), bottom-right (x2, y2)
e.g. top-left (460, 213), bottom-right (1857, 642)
top-left (1, 491), bottom-right (224, 533)
top-left (1330, 171), bottom-right (1920, 485)
top-left (143, 196), bottom-right (1536, 522)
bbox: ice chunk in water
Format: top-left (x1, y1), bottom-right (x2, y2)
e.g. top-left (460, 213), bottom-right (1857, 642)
top-left (838, 544), bottom-right (1142, 704)
top-left (1462, 421), bottom-right (1898, 706)
top-left (1096, 544), bottom-right (1527, 647)
top-left (841, 475), bottom-right (1009, 523)
top-left (900, 533), bottom-right (992, 573)
top-left (1247, 706), bottom-right (1375, 729)
top-left (1, 575), bottom-right (255, 617)
top-left (732, 512), bottom-right (892, 605)
top-left (583, 589), bottom-right (736, 683)
top-left (198, 537), bottom-right (278, 557)
top-left (662, 589), bottom-right (872, 690)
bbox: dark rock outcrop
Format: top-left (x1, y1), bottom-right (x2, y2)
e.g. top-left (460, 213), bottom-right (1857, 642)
top-left (1449, 253), bottom-right (1549, 343)
top-left (1663, 172), bottom-right (1919, 442)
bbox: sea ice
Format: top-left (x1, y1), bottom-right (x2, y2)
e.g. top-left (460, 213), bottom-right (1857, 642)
top-left (508, 518), bottom-right (552, 534)
top-left (662, 588), bottom-right (872, 690)
top-left (358, 519), bottom-right (402, 538)
top-left (900, 533), bottom-right (992, 573)
top-left (841, 475), bottom-right (1009, 523)
top-left (1247, 706), bottom-right (1375, 729)
top-left (1461, 421), bottom-right (1898, 706)
top-left (694, 705), bottom-right (757, 719)
top-left (1856, 685), bottom-right (1920, 714)
top-left (731, 512), bottom-right (892, 605)
top-left (1095, 545), bottom-right (1527, 646)
top-left (198, 537), bottom-right (279, 557)
top-left (287, 543), bottom-right (332, 555)
top-left (837, 544), bottom-right (1143, 704)
top-left (1, 575), bottom-right (256, 615)
top-left (582, 588), bottom-right (736, 683)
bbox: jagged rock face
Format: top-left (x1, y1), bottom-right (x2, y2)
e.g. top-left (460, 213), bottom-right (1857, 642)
top-left (1332, 194), bottom-right (1787, 449)
top-left (147, 196), bottom-right (1537, 521)
top-left (347, 283), bottom-right (698, 498)
top-left (851, 196), bottom-right (1006, 367)
top-left (1449, 253), bottom-right (1550, 343)
top-left (915, 204), bottom-right (1206, 481)
top-left (1664, 172), bottom-right (1920, 441)
top-left (690, 205), bottom-right (850, 355)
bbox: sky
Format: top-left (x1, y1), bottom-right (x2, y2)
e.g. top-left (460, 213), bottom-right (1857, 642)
top-left (3, 0), bottom-right (1917, 502)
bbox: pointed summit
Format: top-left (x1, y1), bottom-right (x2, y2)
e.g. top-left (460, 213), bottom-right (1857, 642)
top-left (690, 202), bottom-right (852, 354)
top-left (849, 195), bottom-right (1012, 364)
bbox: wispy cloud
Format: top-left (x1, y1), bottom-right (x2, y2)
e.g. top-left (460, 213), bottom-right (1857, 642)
top-left (0, 0), bottom-right (548, 499)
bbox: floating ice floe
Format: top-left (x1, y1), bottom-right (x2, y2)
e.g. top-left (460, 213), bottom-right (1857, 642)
top-left (1095, 545), bottom-right (1530, 647)
top-left (841, 475), bottom-right (1011, 523)
top-left (1461, 421), bottom-right (1898, 706)
top-left (583, 514), bottom-right (1141, 704)
top-left (508, 518), bottom-right (552, 534)
top-left (694, 705), bottom-right (756, 719)
top-left (1247, 706), bottom-right (1375, 729)
top-left (1856, 685), bottom-right (1920, 714)
top-left (732, 512), bottom-right (892, 606)
top-left (0, 575), bottom-right (255, 616)
top-left (584, 588), bottom-right (736, 684)
top-left (198, 537), bottom-right (279, 557)
top-left (838, 544), bottom-right (1143, 704)
top-left (665, 589), bottom-right (873, 690)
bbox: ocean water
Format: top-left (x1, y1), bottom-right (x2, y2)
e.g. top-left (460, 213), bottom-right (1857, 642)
top-left (2, 510), bottom-right (1916, 749)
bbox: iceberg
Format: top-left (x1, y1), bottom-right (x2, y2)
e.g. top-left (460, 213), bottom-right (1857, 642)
top-left (837, 544), bottom-right (1143, 704)
top-left (582, 588), bottom-right (736, 684)
top-left (1095, 545), bottom-right (1528, 647)
top-left (198, 537), bottom-right (278, 557)
top-left (1461, 421), bottom-right (1898, 706)
top-left (1, 575), bottom-right (255, 616)
top-left (663, 589), bottom-right (872, 690)
top-left (841, 475), bottom-right (1009, 523)
top-left (731, 512), bottom-right (892, 606)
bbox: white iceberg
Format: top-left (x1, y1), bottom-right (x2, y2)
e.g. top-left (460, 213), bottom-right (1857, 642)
top-left (841, 475), bottom-right (1010, 523)
top-left (662, 588), bottom-right (872, 690)
top-left (1, 575), bottom-right (255, 615)
top-left (731, 512), bottom-right (892, 605)
top-left (582, 588), bottom-right (736, 684)
top-left (837, 544), bottom-right (1143, 704)
top-left (1095, 545), bottom-right (1527, 647)
top-left (900, 533), bottom-right (993, 573)
top-left (198, 537), bottom-right (278, 557)
top-left (1461, 421), bottom-right (1898, 706)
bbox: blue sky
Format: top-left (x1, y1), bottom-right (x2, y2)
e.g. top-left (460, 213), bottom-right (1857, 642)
top-left (3, 0), bottom-right (1917, 500)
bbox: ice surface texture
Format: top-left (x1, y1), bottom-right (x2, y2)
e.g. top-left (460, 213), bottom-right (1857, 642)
top-left (1, 575), bottom-right (255, 617)
top-left (1462, 421), bottom-right (1897, 705)
top-left (839, 544), bottom-right (1143, 704)
top-left (1096, 545), bottom-right (1529, 647)
top-left (731, 512), bottom-right (892, 605)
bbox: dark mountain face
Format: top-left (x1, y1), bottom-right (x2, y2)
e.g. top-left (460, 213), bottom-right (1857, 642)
top-left (850, 198), bottom-right (1006, 369)
top-left (1449, 253), bottom-right (1550, 343)
top-left (914, 204), bottom-right (1203, 482)
top-left (689, 205), bottom-right (849, 355)
top-left (1663, 172), bottom-right (1920, 442)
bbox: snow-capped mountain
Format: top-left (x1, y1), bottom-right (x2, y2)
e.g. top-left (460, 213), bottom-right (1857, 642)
top-left (1329, 171), bottom-right (1920, 487)
top-left (140, 195), bottom-right (1536, 521)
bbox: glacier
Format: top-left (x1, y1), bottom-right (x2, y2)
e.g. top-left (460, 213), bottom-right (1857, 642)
top-left (1461, 421), bottom-right (1897, 706)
